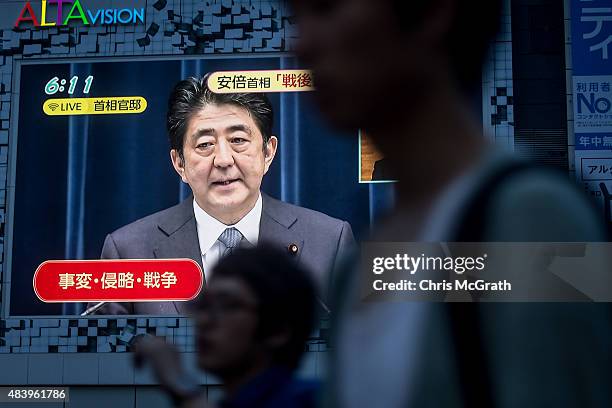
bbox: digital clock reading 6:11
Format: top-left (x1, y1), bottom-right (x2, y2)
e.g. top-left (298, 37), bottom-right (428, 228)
top-left (45, 75), bottom-right (94, 95)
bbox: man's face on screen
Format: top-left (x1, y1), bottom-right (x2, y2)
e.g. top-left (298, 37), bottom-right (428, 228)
top-left (171, 103), bottom-right (277, 224)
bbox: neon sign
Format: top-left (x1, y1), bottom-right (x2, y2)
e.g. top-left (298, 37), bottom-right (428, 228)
top-left (14, 1), bottom-right (145, 28)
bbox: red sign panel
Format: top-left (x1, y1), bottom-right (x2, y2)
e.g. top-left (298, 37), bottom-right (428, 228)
top-left (34, 259), bottom-right (203, 302)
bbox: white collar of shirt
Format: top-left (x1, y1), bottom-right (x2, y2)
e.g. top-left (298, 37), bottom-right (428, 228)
top-left (193, 193), bottom-right (262, 256)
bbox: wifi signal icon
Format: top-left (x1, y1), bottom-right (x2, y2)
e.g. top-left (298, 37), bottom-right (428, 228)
top-left (48, 103), bottom-right (60, 112)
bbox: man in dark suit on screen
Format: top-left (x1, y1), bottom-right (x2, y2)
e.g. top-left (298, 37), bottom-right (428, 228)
top-left (92, 74), bottom-right (354, 315)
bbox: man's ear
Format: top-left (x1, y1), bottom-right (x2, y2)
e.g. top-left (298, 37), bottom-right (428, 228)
top-left (263, 136), bottom-right (278, 175)
top-left (170, 149), bottom-right (188, 183)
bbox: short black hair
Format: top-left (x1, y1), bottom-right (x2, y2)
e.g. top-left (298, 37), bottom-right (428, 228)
top-left (393, 0), bottom-right (503, 90)
top-left (166, 73), bottom-right (274, 160)
top-left (210, 246), bottom-right (317, 369)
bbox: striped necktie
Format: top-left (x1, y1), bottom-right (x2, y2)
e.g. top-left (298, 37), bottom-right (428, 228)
top-left (218, 227), bottom-right (243, 257)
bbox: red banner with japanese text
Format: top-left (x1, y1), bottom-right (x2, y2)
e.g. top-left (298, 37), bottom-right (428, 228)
top-left (33, 259), bottom-right (203, 302)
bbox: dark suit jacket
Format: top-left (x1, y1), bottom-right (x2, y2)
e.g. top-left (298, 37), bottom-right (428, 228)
top-left (94, 193), bottom-right (355, 315)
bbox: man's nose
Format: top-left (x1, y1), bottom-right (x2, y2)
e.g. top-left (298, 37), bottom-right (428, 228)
top-left (213, 140), bottom-right (234, 168)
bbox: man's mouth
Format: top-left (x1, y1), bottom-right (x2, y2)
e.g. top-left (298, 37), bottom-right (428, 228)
top-left (212, 179), bottom-right (239, 186)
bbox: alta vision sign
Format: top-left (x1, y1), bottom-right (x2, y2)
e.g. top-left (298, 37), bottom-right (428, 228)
top-left (14, 1), bottom-right (145, 28)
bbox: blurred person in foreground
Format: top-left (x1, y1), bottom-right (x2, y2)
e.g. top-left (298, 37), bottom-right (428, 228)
top-left (135, 246), bottom-right (319, 408)
top-left (290, 0), bottom-right (612, 407)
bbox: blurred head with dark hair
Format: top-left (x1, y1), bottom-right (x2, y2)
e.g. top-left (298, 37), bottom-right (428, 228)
top-left (291, 0), bottom-right (502, 205)
top-left (291, 0), bottom-right (501, 131)
top-left (195, 246), bottom-right (316, 388)
top-left (167, 74), bottom-right (278, 225)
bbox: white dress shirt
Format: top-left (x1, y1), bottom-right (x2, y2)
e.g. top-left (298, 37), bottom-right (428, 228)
top-left (193, 193), bottom-right (262, 282)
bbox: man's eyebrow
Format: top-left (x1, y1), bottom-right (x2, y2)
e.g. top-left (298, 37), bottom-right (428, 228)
top-left (226, 124), bottom-right (252, 135)
top-left (190, 124), bottom-right (253, 140)
top-left (191, 128), bottom-right (215, 140)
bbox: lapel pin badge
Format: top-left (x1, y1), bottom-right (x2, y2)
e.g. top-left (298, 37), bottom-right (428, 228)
top-left (288, 243), bottom-right (299, 255)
